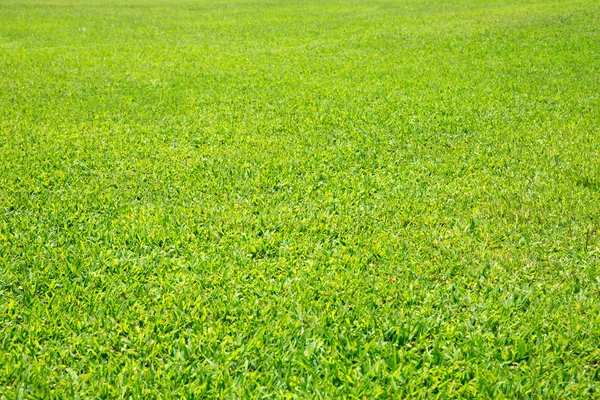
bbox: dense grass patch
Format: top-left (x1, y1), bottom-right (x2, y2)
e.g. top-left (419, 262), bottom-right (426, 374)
top-left (1, 0), bottom-right (599, 397)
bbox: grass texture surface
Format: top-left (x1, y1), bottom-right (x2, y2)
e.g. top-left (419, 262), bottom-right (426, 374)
top-left (1, 0), bottom-right (600, 397)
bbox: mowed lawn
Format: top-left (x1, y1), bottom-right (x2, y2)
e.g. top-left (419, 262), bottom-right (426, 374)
top-left (1, 0), bottom-right (599, 397)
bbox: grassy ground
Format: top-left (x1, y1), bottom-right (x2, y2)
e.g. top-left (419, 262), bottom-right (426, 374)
top-left (1, 0), bottom-right (599, 397)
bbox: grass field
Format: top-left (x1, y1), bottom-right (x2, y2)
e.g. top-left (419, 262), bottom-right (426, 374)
top-left (1, 0), bottom-right (599, 397)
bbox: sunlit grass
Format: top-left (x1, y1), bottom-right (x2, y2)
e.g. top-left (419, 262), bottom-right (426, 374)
top-left (1, 0), bottom-right (599, 397)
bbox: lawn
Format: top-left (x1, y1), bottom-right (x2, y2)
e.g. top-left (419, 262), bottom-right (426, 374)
top-left (1, 0), bottom-right (599, 397)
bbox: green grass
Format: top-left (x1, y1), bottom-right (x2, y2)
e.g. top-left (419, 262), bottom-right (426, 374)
top-left (1, 0), bottom-right (599, 397)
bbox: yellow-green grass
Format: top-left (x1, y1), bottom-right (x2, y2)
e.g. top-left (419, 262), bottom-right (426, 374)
top-left (1, 0), bottom-right (599, 397)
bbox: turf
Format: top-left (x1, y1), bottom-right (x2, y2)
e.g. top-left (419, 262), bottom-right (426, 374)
top-left (1, 0), bottom-right (599, 397)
